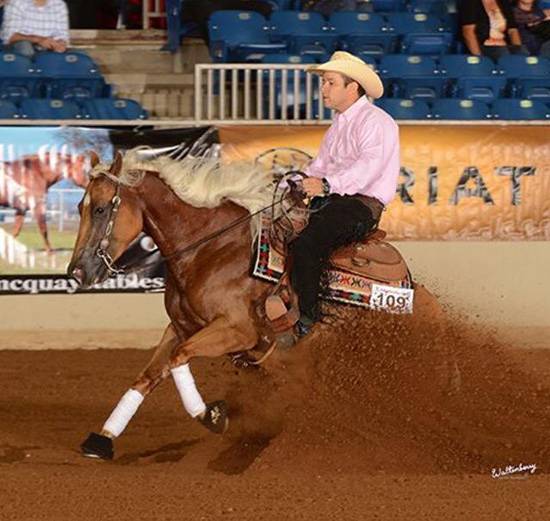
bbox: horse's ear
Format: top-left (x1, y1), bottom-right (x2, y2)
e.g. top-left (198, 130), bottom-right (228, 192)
top-left (89, 151), bottom-right (100, 168)
top-left (110, 151), bottom-right (123, 177)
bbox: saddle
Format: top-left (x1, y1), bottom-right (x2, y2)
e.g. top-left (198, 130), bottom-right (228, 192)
top-left (256, 187), bottom-right (408, 352)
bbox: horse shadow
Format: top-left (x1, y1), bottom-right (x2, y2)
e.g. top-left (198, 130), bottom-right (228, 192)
top-left (115, 438), bottom-right (200, 465)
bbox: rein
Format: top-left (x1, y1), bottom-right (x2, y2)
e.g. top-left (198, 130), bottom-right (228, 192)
top-left (93, 170), bottom-right (302, 275)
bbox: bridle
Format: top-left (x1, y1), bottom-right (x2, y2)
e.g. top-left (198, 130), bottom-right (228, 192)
top-left (94, 174), bottom-right (124, 276)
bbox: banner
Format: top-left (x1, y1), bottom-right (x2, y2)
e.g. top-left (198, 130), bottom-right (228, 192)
top-left (218, 125), bottom-right (550, 240)
top-left (0, 126), bottom-right (217, 294)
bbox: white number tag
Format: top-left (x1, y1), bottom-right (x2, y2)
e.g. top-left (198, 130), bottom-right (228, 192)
top-left (370, 284), bottom-right (414, 314)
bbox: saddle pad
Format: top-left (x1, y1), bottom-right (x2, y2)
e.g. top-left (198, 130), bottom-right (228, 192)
top-left (252, 215), bottom-right (412, 308)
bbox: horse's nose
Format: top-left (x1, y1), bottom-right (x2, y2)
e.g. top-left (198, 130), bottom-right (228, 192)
top-left (71, 266), bottom-right (85, 285)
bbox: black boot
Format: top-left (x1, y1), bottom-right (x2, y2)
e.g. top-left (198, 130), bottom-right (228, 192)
top-left (198, 401), bottom-right (228, 434)
top-left (80, 432), bottom-right (114, 460)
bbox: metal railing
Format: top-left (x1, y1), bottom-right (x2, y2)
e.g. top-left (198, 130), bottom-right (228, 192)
top-left (195, 63), bottom-right (333, 124)
top-left (142, 0), bottom-right (167, 30)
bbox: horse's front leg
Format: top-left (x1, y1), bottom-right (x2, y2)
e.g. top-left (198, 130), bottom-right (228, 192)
top-left (81, 323), bottom-right (180, 460)
top-left (169, 316), bottom-right (258, 435)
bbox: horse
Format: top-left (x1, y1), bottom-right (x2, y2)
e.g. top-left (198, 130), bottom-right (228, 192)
top-left (67, 149), bottom-right (442, 461)
top-left (0, 152), bottom-right (89, 253)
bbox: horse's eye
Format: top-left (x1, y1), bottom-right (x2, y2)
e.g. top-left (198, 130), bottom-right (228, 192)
top-left (94, 207), bottom-right (105, 215)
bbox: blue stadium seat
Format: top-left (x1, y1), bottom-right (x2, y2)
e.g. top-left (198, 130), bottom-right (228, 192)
top-left (371, 0), bottom-right (405, 11)
top-left (20, 98), bottom-right (81, 119)
top-left (431, 98), bottom-right (490, 119)
top-left (409, 0), bottom-right (450, 16)
top-left (439, 54), bottom-right (505, 101)
top-left (208, 11), bottom-right (286, 62)
top-left (492, 99), bottom-right (550, 120)
top-left (80, 98), bottom-right (148, 120)
top-left (33, 51), bottom-right (107, 99)
top-left (379, 54), bottom-right (444, 98)
top-left (0, 99), bottom-right (19, 118)
top-left (387, 13), bottom-right (453, 54)
top-left (376, 98), bottom-right (430, 119)
top-left (0, 51), bottom-right (40, 101)
top-left (497, 55), bottom-right (550, 98)
top-left (329, 12), bottom-right (396, 56)
top-left (270, 11), bottom-right (337, 57)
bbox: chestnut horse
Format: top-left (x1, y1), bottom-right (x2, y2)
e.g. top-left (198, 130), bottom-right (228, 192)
top-left (0, 152), bottom-right (89, 252)
top-left (67, 149), bottom-right (439, 460)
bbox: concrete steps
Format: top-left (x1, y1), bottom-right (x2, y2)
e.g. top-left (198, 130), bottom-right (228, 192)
top-left (70, 29), bottom-right (211, 119)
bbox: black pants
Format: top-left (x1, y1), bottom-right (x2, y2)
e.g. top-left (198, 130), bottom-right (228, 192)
top-left (289, 195), bottom-right (379, 323)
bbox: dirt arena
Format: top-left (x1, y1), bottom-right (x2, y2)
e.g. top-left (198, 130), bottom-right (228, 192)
top-left (1, 302), bottom-right (549, 520)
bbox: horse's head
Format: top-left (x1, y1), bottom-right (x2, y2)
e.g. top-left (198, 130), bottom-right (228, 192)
top-left (67, 151), bottom-right (144, 288)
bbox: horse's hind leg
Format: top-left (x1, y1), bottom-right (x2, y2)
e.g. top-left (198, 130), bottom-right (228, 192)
top-left (81, 323), bottom-right (180, 460)
top-left (169, 317), bottom-right (258, 435)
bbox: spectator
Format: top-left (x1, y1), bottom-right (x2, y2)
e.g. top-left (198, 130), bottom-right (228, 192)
top-left (460, 0), bottom-right (527, 60)
top-left (1, 0), bottom-right (70, 58)
top-left (513, 0), bottom-right (550, 56)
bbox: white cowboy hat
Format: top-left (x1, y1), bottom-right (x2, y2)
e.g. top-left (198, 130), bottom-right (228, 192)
top-left (307, 51), bottom-right (384, 99)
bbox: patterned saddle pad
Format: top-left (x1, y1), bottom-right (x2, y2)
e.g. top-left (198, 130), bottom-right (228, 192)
top-left (252, 215), bottom-right (413, 309)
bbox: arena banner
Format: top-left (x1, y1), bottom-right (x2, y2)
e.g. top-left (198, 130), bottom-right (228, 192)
top-left (0, 125), bottom-right (217, 295)
top-left (218, 125), bottom-right (550, 240)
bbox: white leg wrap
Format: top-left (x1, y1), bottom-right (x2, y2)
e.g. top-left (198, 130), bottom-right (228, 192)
top-left (102, 389), bottom-right (144, 438)
top-left (171, 363), bottom-right (206, 418)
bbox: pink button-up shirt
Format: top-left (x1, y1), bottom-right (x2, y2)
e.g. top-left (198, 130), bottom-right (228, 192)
top-left (305, 96), bottom-right (400, 206)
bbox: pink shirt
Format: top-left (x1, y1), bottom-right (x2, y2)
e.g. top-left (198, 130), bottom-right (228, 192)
top-left (305, 96), bottom-right (400, 206)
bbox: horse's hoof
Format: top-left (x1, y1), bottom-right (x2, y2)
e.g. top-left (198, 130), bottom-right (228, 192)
top-left (198, 401), bottom-right (228, 434)
top-left (80, 432), bottom-right (114, 460)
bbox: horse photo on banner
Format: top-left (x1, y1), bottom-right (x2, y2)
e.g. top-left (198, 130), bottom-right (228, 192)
top-left (0, 125), bottom-right (219, 295)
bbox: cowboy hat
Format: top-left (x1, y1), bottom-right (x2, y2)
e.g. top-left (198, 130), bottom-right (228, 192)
top-left (307, 51), bottom-right (384, 99)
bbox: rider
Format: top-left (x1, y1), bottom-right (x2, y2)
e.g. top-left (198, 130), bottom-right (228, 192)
top-left (291, 51), bottom-right (400, 337)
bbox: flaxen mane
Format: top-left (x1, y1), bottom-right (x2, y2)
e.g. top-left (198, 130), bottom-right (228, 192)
top-left (91, 148), bottom-right (276, 217)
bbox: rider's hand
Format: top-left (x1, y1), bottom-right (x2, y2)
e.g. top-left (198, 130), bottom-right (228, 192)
top-left (302, 177), bottom-right (325, 197)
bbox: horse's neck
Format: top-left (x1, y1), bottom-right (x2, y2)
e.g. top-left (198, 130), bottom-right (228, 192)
top-left (136, 173), bottom-right (247, 260)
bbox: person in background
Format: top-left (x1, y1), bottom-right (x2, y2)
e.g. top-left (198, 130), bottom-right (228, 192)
top-left (1, 0), bottom-right (70, 58)
top-left (460, 0), bottom-right (527, 60)
top-left (512, 0), bottom-right (550, 56)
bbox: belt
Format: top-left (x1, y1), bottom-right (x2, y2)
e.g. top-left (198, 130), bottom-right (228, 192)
top-left (355, 195), bottom-right (384, 221)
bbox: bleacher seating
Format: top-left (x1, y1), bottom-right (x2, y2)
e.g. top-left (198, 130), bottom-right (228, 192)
top-left (492, 99), bottom-right (550, 120)
top-left (0, 49), bottom-right (148, 120)
top-left (376, 98), bottom-right (430, 119)
top-left (0, 52), bottom-right (40, 101)
top-left (20, 98), bottom-right (81, 119)
top-left (201, 0), bottom-right (550, 120)
top-left (80, 98), bottom-right (148, 120)
top-left (379, 54), bottom-right (445, 98)
top-left (431, 98), bottom-right (491, 119)
top-left (329, 12), bottom-right (396, 56)
top-left (270, 11), bottom-right (337, 57)
top-left (0, 99), bottom-right (19, 119)
top-left (208, 11), bottom-right (286, 62)
top-left (439, 54), bottom-right (505, 102)
top-left (34, 51), bottom-right (108, 99)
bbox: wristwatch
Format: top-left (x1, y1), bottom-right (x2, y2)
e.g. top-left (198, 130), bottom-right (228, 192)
top-left (322, 177), bottom-right (331, 196)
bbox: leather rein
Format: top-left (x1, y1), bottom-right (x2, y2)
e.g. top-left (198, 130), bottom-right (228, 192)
top-left (92, 170), bottom-right (305, 276)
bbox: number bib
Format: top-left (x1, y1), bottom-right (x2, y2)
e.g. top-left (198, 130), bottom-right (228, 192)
top-left (370, 284), bottom-right (414, 314)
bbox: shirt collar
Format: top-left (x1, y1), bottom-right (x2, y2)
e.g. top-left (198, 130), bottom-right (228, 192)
top-left (336, 96), bottom-right (370, 123)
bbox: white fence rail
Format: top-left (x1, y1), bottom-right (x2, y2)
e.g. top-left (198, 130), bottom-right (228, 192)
top-left (195, 63), bottom-right (333, 124)
top-left (142, 0), bottom-right (166, 30)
